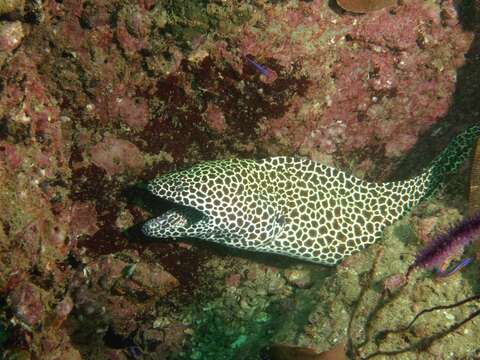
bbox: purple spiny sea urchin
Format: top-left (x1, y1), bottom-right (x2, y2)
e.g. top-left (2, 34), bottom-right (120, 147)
top-left (408, 212), bottom-right (480, 274)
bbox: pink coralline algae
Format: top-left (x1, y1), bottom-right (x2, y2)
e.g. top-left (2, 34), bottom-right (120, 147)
top-left (52, 296), bottom-right (74, 328)
top-left (225, 273), bottom-right (242, 288)
top-left (116, 9), bottom-right (149, 53)
top-left (90, 137), bottom-right (144, 176)
top-left (383, 273), bottom-right (406, 292)
top-left (124, 261), bottom-right (180, 297)
top-left (69, 201), bottom-right (99, 239)
top-left (348, 5), bottom-right (424, 50)
top-left (54, 296), bottom-right (74, 319)
top-left (0, 0), bottom-right (478, 357)
top-left (205, 102), bottom-right (227, 133)
top-left (8, 282), bottom-right (45, 327)
top-left (111, 96), bottom-right (150, 130)
top-left (242, 0), bottom-right (472, 170)
top-left (69, 253), bottom-right (179, 341)
top-left (0, 143), bottom-right (22, 170)
top-left (384, 133), bottom-right (418, 158)
top-left (91, 83), bottom-right (151, 128)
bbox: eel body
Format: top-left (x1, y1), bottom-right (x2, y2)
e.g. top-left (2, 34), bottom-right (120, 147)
top-left (142, 125), bottom-right (480, 265)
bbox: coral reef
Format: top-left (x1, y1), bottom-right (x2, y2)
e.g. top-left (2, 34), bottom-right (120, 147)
top-left (271, 200), bottom-right (480, 359)
top-left (0, 0), bottom-right (479, 358)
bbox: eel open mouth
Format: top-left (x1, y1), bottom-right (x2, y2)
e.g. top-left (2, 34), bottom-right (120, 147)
top-left (142, 204), bottom-right (206, 237)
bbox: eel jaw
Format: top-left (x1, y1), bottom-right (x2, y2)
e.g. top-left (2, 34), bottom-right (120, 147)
top-left (142, 205), bottom-right (207, 239)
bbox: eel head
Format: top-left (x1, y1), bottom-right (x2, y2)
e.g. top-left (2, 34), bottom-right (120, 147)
top-left (141, 160), bottom-right (284, 249)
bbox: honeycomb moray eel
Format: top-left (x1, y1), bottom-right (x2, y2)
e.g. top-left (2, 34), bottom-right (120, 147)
top-left (142, 125), bottom-right (480, 266)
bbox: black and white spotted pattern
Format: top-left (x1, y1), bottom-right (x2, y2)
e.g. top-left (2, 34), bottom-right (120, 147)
top-left (142, 125), bottom-right (480, 265)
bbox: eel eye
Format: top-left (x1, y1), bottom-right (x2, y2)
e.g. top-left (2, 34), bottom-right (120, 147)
top-left (174, 182), bottom-right (187, 193)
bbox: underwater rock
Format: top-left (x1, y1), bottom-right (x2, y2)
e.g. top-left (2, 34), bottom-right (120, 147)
top-left (90, 137), bottom-right (144, 176)
top-left (224, 272), bottom-right (241, 288)
top-left (0, 21), bottom-right (24, 52)
top-left (283, 268), bottom-right (312, 289)
top-left (248, 0), bottom-right (472, 172)
top-left (122, 261), bottom-right (179, 298)
top-left (69, 201), bottom-right (100, 238)
top-left (0, 0), bottom-right (477, 357)
top-left (54, 296), bottom-right (74, 323)
top-left (68, 252), bottom-right (179, 346)
top-left (276, 213), bottom-right (480, 358)
top-left (0, 0), bottom-right (23, 15)
top-left (8, 282), bottom-right (45, 327)
top-left (382, 273), bottom-right (406, 292)
top-left (0, 142), bottom-right (21, 170)
top-left (268, 342), bottom-right (346, 360)
top-left (88, 253), bottom-right (179, 298)
top-left (336, 0), bottom-right (397, 13)
top-left (112, 96), bottom-right (149, 130)
top-left (115, 5), bottom-right (148, 54)
top-left (204, 102), bottom-right (227, 133)
top-left (135, 323), bottom-right (187, 355)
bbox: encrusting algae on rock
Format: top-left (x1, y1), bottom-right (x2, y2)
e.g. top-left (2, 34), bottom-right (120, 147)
top-left (336, 0), bottom-right (397, 13)
top-left (1, 0), bottom-right (480, 358)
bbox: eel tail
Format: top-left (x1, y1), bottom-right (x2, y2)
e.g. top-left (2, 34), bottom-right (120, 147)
top-left (422, 124), bottom-right (480, 199)
top-left (377, 124), bottom-right (480, 226)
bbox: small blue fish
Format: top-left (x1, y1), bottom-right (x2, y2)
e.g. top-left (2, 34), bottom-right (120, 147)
top-left (245, 57), bottom-right (278, 84)
top-left (435, 257), bottom-right (473, 277)
top-left (246, 57), bottom-right (270, 76)
top-left (126, 345), bottom-right (142, 358)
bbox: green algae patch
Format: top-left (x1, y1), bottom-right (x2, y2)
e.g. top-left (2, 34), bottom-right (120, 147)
top-left (162, 0), bottom-right (253, 48)
top-left (0, 0), bottom-right (23, 15)
top-left (175, 259), bottom-right (291, 359)
top-left (169, 256), bottom-right (332, 359)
